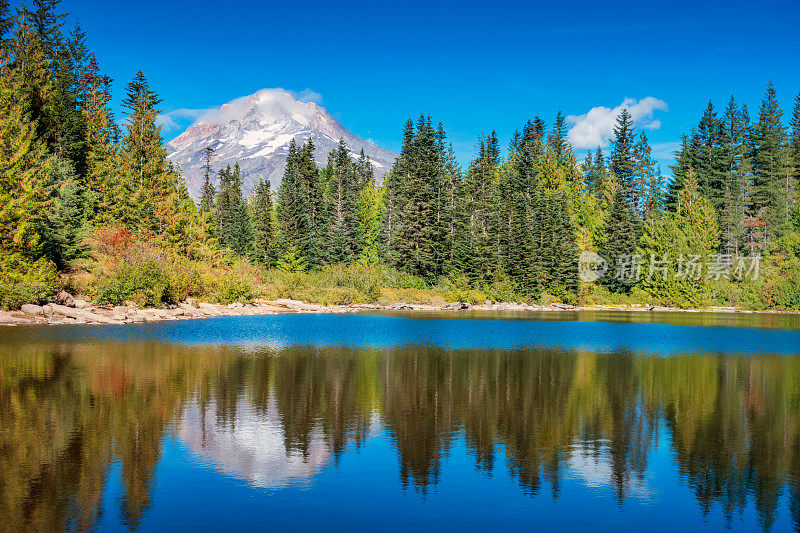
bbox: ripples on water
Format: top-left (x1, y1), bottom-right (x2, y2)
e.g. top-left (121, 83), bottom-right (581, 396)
top-left (1, 311), bottom-right (799, 531)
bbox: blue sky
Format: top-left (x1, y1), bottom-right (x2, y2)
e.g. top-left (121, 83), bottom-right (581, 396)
top-left (61, 0), bottom-right (800, 170)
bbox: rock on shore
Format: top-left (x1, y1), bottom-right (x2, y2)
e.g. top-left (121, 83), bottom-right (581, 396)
top-left (0, 296), bottom-right (787, 327)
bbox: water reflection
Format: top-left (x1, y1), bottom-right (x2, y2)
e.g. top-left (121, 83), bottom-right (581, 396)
top-left (1, 339), bottom-right (799, 530)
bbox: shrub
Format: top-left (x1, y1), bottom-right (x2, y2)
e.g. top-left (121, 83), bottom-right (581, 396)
top-left (0, 255), bottom-right (57, 309)
top-left (94, 252), bottom-right (170, 307)
top-left (208, 261), bottom-right (261, 304)
top-left (383, 268), bottom-right (430, 290)
top-left (437, 272), bottom-right (487, 305)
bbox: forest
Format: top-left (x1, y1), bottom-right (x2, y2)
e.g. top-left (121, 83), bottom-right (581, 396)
top-left (2, 0), bottom-right (800, 311)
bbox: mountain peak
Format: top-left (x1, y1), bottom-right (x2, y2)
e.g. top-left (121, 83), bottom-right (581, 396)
top-left (167, 89), bottom-right (396, 199)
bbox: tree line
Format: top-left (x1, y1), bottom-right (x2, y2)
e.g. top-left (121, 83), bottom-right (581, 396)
top-left (1, 0), bottom-right (799, 309)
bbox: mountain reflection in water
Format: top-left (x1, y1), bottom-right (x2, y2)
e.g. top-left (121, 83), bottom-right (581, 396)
top-left (1, 316), bottom-right (800, 531)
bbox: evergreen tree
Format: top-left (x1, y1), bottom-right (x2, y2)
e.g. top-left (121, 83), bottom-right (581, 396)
top-left (216, 163), bottom-right (252, 256)
top-left (462, 133), bottom-right (499, 281)
top-left (121, 70), bottom-right (172, 228)
top-left (0, 54), bottom-right (57, 302)
top-left (692, 101), bottom-right (726, 203)
top-left (389, 115), bottom-right (445, 279)
top-left (633, 132), bottom-right (663, 219)
top-left (0, 0), bottom-right (12, 53)
top-left (277, 139), bottom-right (311, 261)
top-left (547, 111), bottom-right (568, 167)
top-left (667, 134), bottom-right (694, 212)
top-left (750, 82), bottom-right (790, 240)
top-left (250, 179), bottom-right (277, 267)
top-left (600, 182), bottom-right (638, 293)
top-left (200, 146), bottom-right (216, 214)
top-left (790, 91), bottom-right (800, 204)
top-left (327, 139), bottom-right (362, 263)
top-left (610, 108), bottom-right (636, 205)
top-left (719, 96), bottom-right (750, 254)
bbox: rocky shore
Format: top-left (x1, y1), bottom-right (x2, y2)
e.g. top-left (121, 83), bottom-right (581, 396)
top-left (0, 294), bottom-right (792, 327)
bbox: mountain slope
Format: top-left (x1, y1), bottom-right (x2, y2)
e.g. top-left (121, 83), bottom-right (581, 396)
top-left (167, 89), bottom-right (397, 198)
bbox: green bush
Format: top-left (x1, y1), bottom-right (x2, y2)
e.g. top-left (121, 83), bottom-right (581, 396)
top-left (209, 261), bottom-right (261, 304)
top-left (383, 267), bottom-right (430, 290)
top-left (94, 254), bottom-right (170, 307)
top-left (0, 256), bottom-right (57, 309)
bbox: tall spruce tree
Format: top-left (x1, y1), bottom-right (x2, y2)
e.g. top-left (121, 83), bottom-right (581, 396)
top-left (719, 96), bottom-right (750, 253)
top-left (326, 139), bottom-right (362, 263)
top-left (610, 108), bottom-right (636, 205)
top-left (790, 91), bottom-right (800, 211)
top-left (389, 115), bottom-right (444, 279)
top-left (215, 163), bottom-right (251, 256)
top-left (750, 82), bottom-right (790, 240)
top-left (122, 70), bottom-right (172, 228)
top-left (600, 182), bottom-right (638, 293)
top-left (277, 139), bottom-right (312, 262)
top-left (200, 146), bottom-right (216, 214)
top-left (633, 132), bottom-right (663, 219)
top-left (667, 134), bottom-right (693, 211)
top-left (250, 179), bottom-right (277, 267)
top-left (462, 133), bottom-right (500, 282)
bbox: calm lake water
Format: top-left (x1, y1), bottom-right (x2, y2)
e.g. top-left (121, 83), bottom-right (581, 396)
top-left (2, 311), bottom-right (800, 531)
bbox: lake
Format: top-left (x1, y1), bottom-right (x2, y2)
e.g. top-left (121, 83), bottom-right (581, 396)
top-left (2, 311), bottom-right (800, 531)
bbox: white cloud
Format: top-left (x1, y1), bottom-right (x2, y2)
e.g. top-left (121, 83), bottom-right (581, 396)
top-left (158, 88), bottom-right (323, 133)
top-left (567, 97), bottom-right (668, 149)
top-left (156, 114), bottom-right (179, 131)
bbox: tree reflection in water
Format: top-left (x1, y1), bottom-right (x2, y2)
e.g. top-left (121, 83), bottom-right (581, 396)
top-left (1, 341), bottom-right (799, 531)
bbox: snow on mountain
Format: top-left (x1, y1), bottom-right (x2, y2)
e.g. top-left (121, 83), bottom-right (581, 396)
top-left (167, 89), bottom-right (397, 199)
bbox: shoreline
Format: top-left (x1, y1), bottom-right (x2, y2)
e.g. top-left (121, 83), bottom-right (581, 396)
top-left (1, 298), bottom-right (798, 327)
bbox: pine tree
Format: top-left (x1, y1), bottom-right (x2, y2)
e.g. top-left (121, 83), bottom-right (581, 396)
top-left (250, 179), bottom-right (277, 267)
top-left (719, 96), bottom-right (750, 254)
top-left (667, 134), bottom-right (693, 212)
top-left (200, 146), bottom-right (216, 214)
top-left (216, 163), bottom-right (252, 256)
top-left (547, 111), bottom-right (568, 167)
top-left (600, 182), bottom-right (638, 293)
top-left (0, 0), bottom-right (13, 54)
top-left (461, 132), bottom-right (500, 282)
top-left (80, 55), bottom-right (122, 224)
top-left (327, 139), bottom-right (361, 263)
top-left (121, 70), bottom-right (172, 228)
top-left (610, 108), bottom-right (636, 205)
top-left (692, 101), bottom-right (726, 203)
top-left (389, 115), bottom-right (445, 279)
top-left (790, 91), bottom-right (800, 212)
top-left (633, 132), bottom-right (663, 219)
top-left (750, 82), bottom-right (790, 240)
top-left (0, 55), bottom-right (57, 304)
top-left (277, 139), bottom-right (311, 261)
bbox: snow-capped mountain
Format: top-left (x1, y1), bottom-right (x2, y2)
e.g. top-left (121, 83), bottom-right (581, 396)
top-left (167, 89), bottom-right (397, 199)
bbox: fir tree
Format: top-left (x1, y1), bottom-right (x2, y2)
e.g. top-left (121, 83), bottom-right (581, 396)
top-left (200, 146), bottom-right (215, 214)
top-left (600, 182), bottom-right (638, 293)
top-left (750, 82), bottom-right (790, 240)
top-left (610, 108), bottom-right (636, 205)
top-left (250, 179), bottom-right (277, 267)
top-left (327, 139), bottom-right (362, 263)
top-left (790, 91), bottom-right (800, 206)
top-left (121, 70), bottom-right (172, 228)
top-left (633, 132), bottom-right (663, 219)
top-left (216, 163), bottom-right (252, 256)
top-left (0, 55), bottom-right (56, 298)
top-left (667, 134), bottom-right (693, 211)
top-left (461, 132), bottom-right (500, 282)
top-left (277, 139), bottom-right (311, 261)
top-left (719, 96), bottom-right (750, 254)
